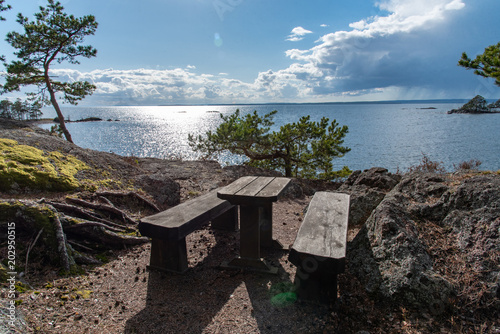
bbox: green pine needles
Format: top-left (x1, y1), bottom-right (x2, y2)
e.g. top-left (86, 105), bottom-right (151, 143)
top-left (188, 109), bottom-right (351, 180)
top-left (459, 41), bottom-right (500, 87)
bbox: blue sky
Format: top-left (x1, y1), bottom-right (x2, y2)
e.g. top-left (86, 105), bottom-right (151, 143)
top-left (1, 0), bottom-right (499, 105)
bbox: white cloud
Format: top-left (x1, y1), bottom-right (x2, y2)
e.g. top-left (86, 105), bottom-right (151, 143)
top-left (286, 26), bottom-right (313, 42)
top-left (283, 0), bottom-right (467, 96)
top-left (42, 0), bottom-right (477, 105)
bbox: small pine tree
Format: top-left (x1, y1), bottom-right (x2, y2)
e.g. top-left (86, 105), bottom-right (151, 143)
top-left (189, 109), bottom-right (351, 180)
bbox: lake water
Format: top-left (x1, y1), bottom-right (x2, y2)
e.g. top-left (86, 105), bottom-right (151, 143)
top-left (38, 102), bottom-right (500, 173)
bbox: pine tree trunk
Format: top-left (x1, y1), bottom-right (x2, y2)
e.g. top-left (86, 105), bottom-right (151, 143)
top-left (44, 66), bottom-right (73, 143)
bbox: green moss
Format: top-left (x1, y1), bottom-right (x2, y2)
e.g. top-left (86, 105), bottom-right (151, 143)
top-left (81, 178), bottom-right (122, 191)
top-left (95, 253), bottom-right (109, 263)
top-left (0, 201), bottom-right (59, 261)
top-left (15, 281), bottom-right (29, 293)
top-left (0, 263), bottom-right (8, 283)
top-left (0, 138), bottom-right (89, 192)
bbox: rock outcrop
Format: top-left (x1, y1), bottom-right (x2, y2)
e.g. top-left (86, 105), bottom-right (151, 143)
top-left (347, 171), bottom-right (500, 314)
top-left (338, 167), bottom-right (401, 227)
top-left (448, 95), bottom-right (500, 114)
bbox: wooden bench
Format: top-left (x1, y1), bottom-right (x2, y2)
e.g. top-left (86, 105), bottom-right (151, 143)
top-left (288, 192), bottom-right (350, 303)
top-left (139, 190), bottom-right (238, 273)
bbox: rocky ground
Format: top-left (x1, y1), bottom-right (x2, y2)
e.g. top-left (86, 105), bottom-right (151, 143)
top-left (0, 119), bottom-right (499, 333)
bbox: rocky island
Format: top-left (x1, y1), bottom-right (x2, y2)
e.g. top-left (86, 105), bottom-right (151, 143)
top-left (448, 95), bottom-right (500, 114)
top-left (0, 118), bottom-right (498, 333)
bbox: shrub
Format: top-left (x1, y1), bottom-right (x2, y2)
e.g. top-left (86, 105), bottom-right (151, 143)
top-left (407, 154), bottom-right (446, 173)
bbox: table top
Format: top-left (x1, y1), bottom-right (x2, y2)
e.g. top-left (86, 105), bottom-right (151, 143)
top-left (217, 176), bottom-right (291, 205)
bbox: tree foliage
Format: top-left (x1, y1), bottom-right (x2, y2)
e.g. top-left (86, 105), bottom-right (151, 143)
top-left (1, 0), bottom-right (98, 143)
top-left (0, 0), bottom-right (10, 62)
top-left (0, 98), bottom-right (42, 120)
top-left (459, 42), bottom-right (500, 87)
top-left (188, 109), bottom-right (351, 180)
top-left (0, 0), bottom-right (10, 21)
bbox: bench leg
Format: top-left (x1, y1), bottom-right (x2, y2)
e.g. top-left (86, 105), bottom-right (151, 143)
top-left (294, 266), bottom-right (338, 304)
top-left (148, 238), bottom-right (188, 273)
top-left (211, 206), bottom-right (238, 231)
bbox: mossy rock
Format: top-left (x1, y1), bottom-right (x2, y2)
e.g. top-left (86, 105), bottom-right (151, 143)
top-left (0, 201), bottom-right (60, 264)
top-left (0, 138), bottom-right (89, 192)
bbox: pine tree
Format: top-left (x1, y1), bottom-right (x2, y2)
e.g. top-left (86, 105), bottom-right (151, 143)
top-left (189, 109), bottom-right (351, 180)
top-left (2, 0), bottom-right (98, 143)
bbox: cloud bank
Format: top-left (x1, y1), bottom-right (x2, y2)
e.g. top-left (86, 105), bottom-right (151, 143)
top-left (53, 0), bottom-right (472, 105)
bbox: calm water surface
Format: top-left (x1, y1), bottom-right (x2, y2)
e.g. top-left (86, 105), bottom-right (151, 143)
top-left (39, 103), bottom-right (500, 173)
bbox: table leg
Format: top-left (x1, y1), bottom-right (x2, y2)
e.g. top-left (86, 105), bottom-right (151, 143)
top-left (240, 204), bottom-right (260, 259)
top-left (221, 204), bottom-right (278, 274)
top-left (260, 202), bottom-right (284, 249)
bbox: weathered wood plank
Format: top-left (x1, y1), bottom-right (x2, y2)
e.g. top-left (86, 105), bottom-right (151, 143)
top-left (218, 177), bottom-right (291, 205)
top-left (257, 177), bottom-right (291, 198)
top-left (235, 177), bottom-right (274, 197)
top-left (291, 192), bottom-right (350, 259)
top-left (139, 190), bottom-right (234, 240)
top-left (288, 191), bottom-right (350, 303)
top-left (217, 176), bottom-right (257, 196)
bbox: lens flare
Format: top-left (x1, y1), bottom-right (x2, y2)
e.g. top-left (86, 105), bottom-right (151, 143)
top-left (214, 33), bottom-right (223, 47)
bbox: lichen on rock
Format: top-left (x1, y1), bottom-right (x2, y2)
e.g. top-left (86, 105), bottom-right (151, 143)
top-left (0, 138), bottom-right (89, 192)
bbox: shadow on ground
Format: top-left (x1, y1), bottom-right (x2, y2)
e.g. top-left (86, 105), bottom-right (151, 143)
top-left (124, 228), bottom-right (337, 333)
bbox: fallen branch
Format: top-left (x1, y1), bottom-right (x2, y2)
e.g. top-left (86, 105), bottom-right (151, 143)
top-left (98, 196), bottom-right (115, 207)
top-left (46, 201), bottom-right (133, 231)
top-left (25, 228), bottom-right (44, 276)
top-left (66, 197), bottom-right (137, 225)
top-left (66, 243), bottom-right (102, 265)
top-left (65, 223), bottom-right (148, 246)
top-left (61, 217), bottom-right (127, 233)
top-left (67, 240), bottom-right (93, 252)
top-left (96, 190), bottom-right (161, 212)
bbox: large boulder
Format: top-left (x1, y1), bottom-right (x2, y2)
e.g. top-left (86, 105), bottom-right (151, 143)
top-left (348, 172), bottom-right (500, 313)
top-left (338, 167), bottom-right (401, 227)
top-left (134, 173), bottom-right (180, 209)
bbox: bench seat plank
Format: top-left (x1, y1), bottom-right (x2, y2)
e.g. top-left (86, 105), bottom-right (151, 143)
top-left (139, 190), bottom-right (235, 240)
top-left (288, 191), bottom-right (350, 304)
top-left (139, 189), bottom-right (237, 273)
top-left (291, 192), bottom-right (350, 260)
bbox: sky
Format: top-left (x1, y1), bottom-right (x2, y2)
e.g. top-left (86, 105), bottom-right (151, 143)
top-left (0, 0), bottom-right (499, 106)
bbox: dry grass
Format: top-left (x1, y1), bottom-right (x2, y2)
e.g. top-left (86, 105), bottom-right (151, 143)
top-left (416, 219), bottom-right (499, 333)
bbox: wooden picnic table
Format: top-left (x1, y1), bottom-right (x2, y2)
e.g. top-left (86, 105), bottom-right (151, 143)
top-left (217, 176), bottom-right (291, 274)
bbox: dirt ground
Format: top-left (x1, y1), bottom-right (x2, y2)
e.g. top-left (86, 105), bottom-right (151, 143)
top-left (6, 195), bottom-right (459, 334)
